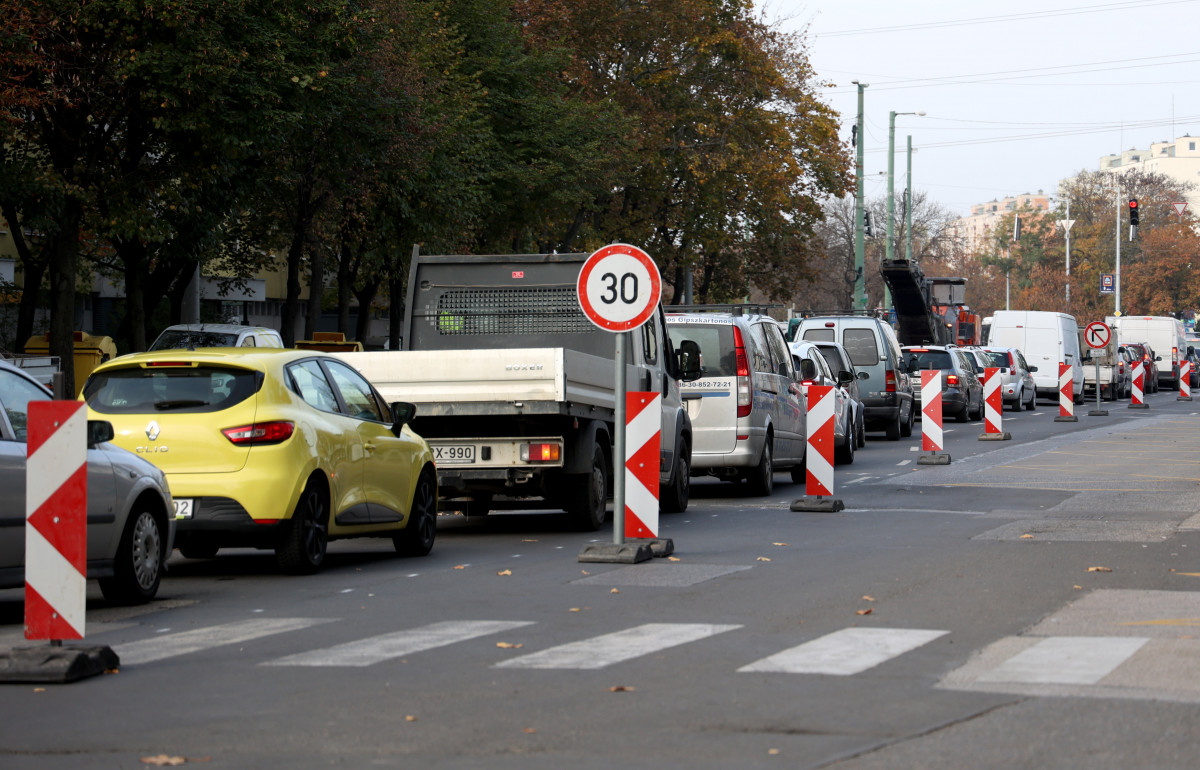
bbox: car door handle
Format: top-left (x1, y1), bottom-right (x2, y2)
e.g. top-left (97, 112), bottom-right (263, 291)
top-left (364, 442), bottom-right (377, 454)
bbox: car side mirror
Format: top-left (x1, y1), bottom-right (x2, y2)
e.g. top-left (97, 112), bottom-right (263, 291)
top-left (87, 420), bottom-right (115, 447)
top-left (1156, 355), bottom-right (1163, 361)
top-left (838, 370), bottom-right (853, 386)
top-left (895, 359), bottom-right (907, 373)
top-left (678, 340), bottom-right (703, 382)
top-left (1028, 365), bottom-right (1038, 373)
top-left (390, 401), bottom-right (418, 435)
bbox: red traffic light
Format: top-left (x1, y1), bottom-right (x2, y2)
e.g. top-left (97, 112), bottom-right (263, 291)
top-left (1129, 199), bottom-right (1138, 209)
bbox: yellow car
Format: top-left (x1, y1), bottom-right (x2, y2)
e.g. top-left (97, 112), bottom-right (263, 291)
top-left (82, 348), bottom-right (437, 574)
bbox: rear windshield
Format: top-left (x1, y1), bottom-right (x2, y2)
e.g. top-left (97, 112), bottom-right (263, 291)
top-left (149, 330), bottom-right (239, 350)
top-left (83, 366), bottom-right (262, 414)
top-left (842, 329), bottom-right (880, 367)
top-left (667, 324), bottom-right (736, 377)
top-left (801, 327), bottom-right (835, 342)
top-left (982, 351), bottom-right (1011, 367)
top-left (904, 349), bottom-right (954, 370)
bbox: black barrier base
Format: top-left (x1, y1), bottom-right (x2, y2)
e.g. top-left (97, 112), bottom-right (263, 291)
top-left (790, 496), bottom-right (845, 512)
top-left (629, 538), bottom-right (674, 558)
top-left (0, 645), bottom-right (118, 684)
top-left (1128, 403), bottom-right (1150, 410)
top-left (979, 432), bottom-right (1012, 441)
top-left (917, 453), bottom-right (952, 465)
top-left (578, 542), bottom-right (653, 564)
top-left (1054, 415), bottom-right (1079, 422)
top-left (1087, 409), bottom-right (1109, 416)
top-left (1179, 396), bottom-right (1194, 402)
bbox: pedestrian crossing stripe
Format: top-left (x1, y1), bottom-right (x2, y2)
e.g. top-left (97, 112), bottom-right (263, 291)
top-left (114, 618), bottom-right (335, 666)
top-left (975, 636), bottom-right (1150, 685)
top-left (493, 623), bottom-right (742, 670)
top-left (738, 627), bottom-right (949, 675)
top-left (264, 620), bottom-right (535, 667)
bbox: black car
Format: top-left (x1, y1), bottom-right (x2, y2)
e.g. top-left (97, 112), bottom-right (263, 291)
top-left (902, 345), bottom-right (984, 423)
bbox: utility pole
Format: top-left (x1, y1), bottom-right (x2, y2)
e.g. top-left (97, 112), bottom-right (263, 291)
top-left (1115, 183), bottom-right (1122, 316)
top-left (886, 110), bottom-right (923, 316)
top-left (904, 135), bottom-right (914, 261)
top-left (853, 82), bottom-right (868, 311)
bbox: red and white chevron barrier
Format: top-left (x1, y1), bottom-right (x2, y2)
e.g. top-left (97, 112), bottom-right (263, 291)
top-left (1129, 360), bottom-right (1149, 409)
top-left (624, 392), bottom-right (661, 538)
top-left (921, 371), bottom-right (943, 452)
top-left (25, 401), bottom-right (88, 641)
top-left (1179, 361), bottom-right (1192, 401)
top-left (805, 385), bottom-right (835, 497)
top-left (1054, 363), bottom-right (1077, 422)
top-left (980, 367), bottom-right (1010, 440)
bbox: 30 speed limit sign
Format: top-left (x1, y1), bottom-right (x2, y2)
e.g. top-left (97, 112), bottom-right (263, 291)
top-left (577, 244), bottom-right (662, 332)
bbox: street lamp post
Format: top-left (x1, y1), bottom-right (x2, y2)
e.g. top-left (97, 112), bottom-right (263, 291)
top-left (853, 81), bottom-right (868, 311)
top-left (886, 110), bottom-right (923, 314)
top-left (905, 135), bottom-right (914, 261)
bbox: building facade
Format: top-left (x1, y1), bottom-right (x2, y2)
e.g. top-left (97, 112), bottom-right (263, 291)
top-left (948, 192), bottom-right (1052, 255)
top-left (1099, 135), bottom-right (1200, 213)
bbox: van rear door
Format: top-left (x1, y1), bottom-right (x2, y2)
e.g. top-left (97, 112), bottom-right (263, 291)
top-left (666, 319), bottom-right (737, 455)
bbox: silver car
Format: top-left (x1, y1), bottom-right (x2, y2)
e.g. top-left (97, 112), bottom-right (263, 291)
top-left (0, 360), bottom-right (175, 604)
top-left (975, 346), bottom-right (1038, 411)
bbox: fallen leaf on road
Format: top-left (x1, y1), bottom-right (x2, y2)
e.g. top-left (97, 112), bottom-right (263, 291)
top-left (609, 685), bottom-right (635, 692)
top-left (523, 728), bottom-right (537, 734)
top-left (405, 715), bottom-right (418, 722)
top-left (1087, 566), bottom-right (1113, 573)
top-left (667, 556), bottom-right (681, 562)
top-left (453, 565), bottom-right (466, 570)
top-left (773, 542), bottom-right (789, 547)
top-left (581, 570), bottom-right (591, 575)
top-left (496, 642), bottom-right (523, 649)
top-left (756, 557), bottom-right (772, 562)
top-left (1074, 585), bottom-right (1083, 590)
top-left (569, 607), bottom-right (581, 612)
top-left (1020, 534), bottom-right (1034, 539)
top-left (496, 569), bottom-right (512, 576)
top-left (610, 588), bottom-right (620, 594)
top-left (856, 608), bottom-right (873, 616)
top-left (32, 687), bottom-right (45, 693)
top-left (522, 539), bottom-right (538, 542)
top-left (140, 757), bottom-right (187, 767)
top-left (861, 595), bottom-right (875, 602)
top-left (768, 749), bottom-right (781, 755)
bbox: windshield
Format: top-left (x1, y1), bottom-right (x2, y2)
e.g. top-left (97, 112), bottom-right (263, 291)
top-left (84, 366), bottom-right (262, 414)
top-left (982, 351), bottom-right (1010, 368)
top-left (150, 330), bottom-right (239, 351)
top-left (904, 349), bottom-right (954, 370)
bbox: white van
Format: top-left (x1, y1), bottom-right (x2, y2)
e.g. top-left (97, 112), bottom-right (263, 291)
top-left (1111, 315), bottom-right (1187, 389)
top-left (987, 310), bottom-right (1084, 404)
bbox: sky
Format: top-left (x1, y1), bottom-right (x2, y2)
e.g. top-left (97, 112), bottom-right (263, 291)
top-left (758, 0), bottom-right (1200, 216)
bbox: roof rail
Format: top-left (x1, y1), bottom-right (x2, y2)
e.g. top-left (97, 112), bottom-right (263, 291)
top-left (792, 309), bottom-right (883, 319)
top-left (666, 303), bottom-right (785, 317)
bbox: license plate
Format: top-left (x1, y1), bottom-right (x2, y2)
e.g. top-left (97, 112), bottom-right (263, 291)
top-left (434, 444), bottom-right (476, 464)
top-left (173, 499), bottom-right (194, 520)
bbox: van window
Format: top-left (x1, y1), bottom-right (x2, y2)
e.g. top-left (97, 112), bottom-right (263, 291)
top-left (802, 328), bottom-right (835, 342)
top-left (842, 329), bottom-right (880, 367)
top-left (762, 323), bottom-right (793, 377)
top-left (748, 323), bottom-right (772, 375)
top-left (666, 324), bottom-right (735, 377)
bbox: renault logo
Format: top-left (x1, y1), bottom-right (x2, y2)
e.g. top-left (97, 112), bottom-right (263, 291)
top-left (145, 420), bottom-right (161, 441)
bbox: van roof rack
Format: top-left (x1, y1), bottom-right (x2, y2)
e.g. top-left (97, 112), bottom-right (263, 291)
top-left (792, 309), bottom-right (884, 319)
top-left (666, 303), bottom-right (785, 317)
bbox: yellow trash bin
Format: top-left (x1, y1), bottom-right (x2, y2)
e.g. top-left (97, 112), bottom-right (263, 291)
top-left (294, 331), bottom-right (364, 353)
top-left (24, 332), bottom-right (118, 396)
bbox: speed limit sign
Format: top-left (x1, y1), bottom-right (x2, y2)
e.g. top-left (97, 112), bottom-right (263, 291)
top-left (577, 244), bottom-right (662, 332)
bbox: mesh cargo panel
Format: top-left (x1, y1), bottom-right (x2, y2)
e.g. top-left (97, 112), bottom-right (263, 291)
top-left (431, 288), bottom-right (593, 335)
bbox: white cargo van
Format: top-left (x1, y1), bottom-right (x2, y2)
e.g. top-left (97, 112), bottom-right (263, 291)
top-left (987, 310), bottom-right (1084, 404)
top-left (1111, 315), bottom-right (1187, 389)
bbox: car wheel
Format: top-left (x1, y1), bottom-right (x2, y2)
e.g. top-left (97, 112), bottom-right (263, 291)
top-left (395, 468), bottom-right (437, 557)
top-left (746, 439), bottom-right (773, 496)
top-left (835, 425), bottom-right (855, 465)
top-left (660, 440), bottom-right (690, 514)
top-left (856, 412), bottom-right (866, 448)
top-left (790, 451), bottom-right (807, 484)
top-left (899, 400), bottom-right (914, 438)
top-left (1025, 388), bottom-right (1035, 410)
top-left (567, 445), bottom-right (609, 531)
top-left (886, 408), bottom-right (902, 441)
top-left (955, 403), bottom-right (970, 423)
top-left (276, 479), bottom-right (329, 574)
top-left (99, 508), bottom-right (164, 605)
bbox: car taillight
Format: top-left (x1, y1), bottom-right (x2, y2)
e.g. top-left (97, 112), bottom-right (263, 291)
top-left (1173, 346), bottom-right (1179, 364)
top-left (1119, 361), bottom-right (1125, 373)
top-left (733, 325), bottom-right (752, 418)
top-left (1007, 353), bottom-right (1015, 368)
top-left (520, 443), bottom-right (561, 462)
top-left (885, 370), bottom-right (897, 393)
top-left (946, 374), bottom-right (960, 387)
top-left (222, 421), bottom-right (295, 445)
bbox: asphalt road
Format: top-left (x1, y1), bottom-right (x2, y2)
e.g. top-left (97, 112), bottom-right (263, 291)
top-left (3, 386), bottom-right (1200, 769)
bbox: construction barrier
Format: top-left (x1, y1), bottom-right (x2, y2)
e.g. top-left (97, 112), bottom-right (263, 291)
top-left (1129, 361), bottom-right (1149, 409)
top-left (979, 367), bottom-right (1010, 440)
top-left (917, 371), bottom-right (950, 464)
top-left (624, 392), bottom-right (661, 539)
top-left (25, 401), bottom-right (88, 641)
top-left (790, 385), bottom-right (844, 511)
top-left (1180, 361), bottom-right (1193, 401)
top-left (1054, 363), bottom-right (1078, 422)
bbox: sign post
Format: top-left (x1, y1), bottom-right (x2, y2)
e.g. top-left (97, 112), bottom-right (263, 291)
top-left (1084, 321), bottom-right (1111, 417)
top-left (577, 244), bottom-right (665, 565)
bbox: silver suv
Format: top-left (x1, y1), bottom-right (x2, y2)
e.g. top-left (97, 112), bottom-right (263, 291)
top-left (666, 308), bottom-right (806, 496)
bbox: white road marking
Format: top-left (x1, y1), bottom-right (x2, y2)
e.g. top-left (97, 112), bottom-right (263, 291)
top-left (844, 477), bottom-right (874, 485)
top-left (976, 636), bottom-right (1149, 685)
top-left (897, 460), bottom-right (912, 466)
top-left (265, 620), bottom-right (535, 667)
top-left (909, 446), bottom-right (920, 452)
top-left (739, 628), bottom-right (948, 675)
top-left (493, 623), bottom-right (741, 670)
top-left (115, 618), bottom-right (334, 665)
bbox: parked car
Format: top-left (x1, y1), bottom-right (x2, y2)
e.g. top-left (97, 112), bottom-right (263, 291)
top-left (1186, 345), bottom-right (1200, 389)
top-left (0, 360), bottom-right (175, 604)
top-left (1123, 342), bottom-right (1161, 393)
top-left (82, 348), bottom-right (436, 574)
top-left (790, 341), bottom-right (856, 466)
top-left (807, 339), bottom-right (866, 448)
top-left (148, 323), bottom-right (284, 352)
top-left (902, 345), bottom-right (984, 422)
top-left (974, 346), bottom-right (1038, 411)
top-left (666, 309), bottom-right (806, 496)
top-left (792, 315), bottom-right (915, 440)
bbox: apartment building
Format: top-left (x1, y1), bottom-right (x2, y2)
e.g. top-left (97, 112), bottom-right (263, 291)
top-left (1099, 135), bottom-right (1200, 212)
top-left (948, 192), bottom-right (1052, 255)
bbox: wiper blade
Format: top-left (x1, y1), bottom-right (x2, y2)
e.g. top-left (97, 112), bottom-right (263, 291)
top-left (154, 399), bottom-right (207, 410)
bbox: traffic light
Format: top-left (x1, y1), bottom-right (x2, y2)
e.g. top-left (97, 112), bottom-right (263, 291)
top-left (864, 211), bottom-right (876, 238)
top-left (1129, 198), bottom-right (1139, 226)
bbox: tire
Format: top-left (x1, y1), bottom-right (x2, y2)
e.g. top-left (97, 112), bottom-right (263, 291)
top-left (745, 439), bottom-right (774, 496)
top-left (856, 411), bottom-right (866, 448)
top-left (395, 468), bottom-right (437, 557)
top-left (835, 425), bottom-right (855, 465)
top-left (955, 403), bottom-right (970, 423)
top-left (566, 446), bottom-right (609, 531)
top-left (885, 408), bottom-right (902, 441)
top-left (1024, 388), bottom-right (1035, 410)
top-left (659, 441), bottom-right (690, 514)
top-left (276, 479), bottom-right (329, 574)
top-left (99, 508), bottom-right (165, 605)
top-left (790, 453), bottom-right (807, 484)
top-left (899, 400), bottom-right (914, 438)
